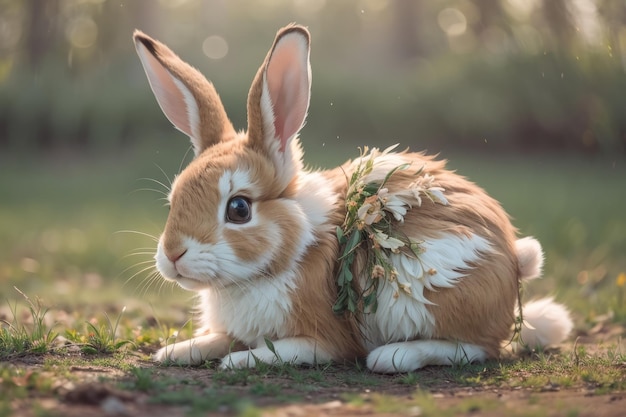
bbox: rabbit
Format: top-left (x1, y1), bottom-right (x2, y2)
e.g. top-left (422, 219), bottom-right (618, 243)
top-left (133, 24), bottom-right (573, 373)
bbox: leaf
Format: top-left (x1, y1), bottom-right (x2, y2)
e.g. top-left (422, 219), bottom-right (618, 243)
top-left (336, 226), bottom-right (345, 243)
top-left (264, 337), bottom-right (276, 355)
top-left (381, 163), bottom-right (411, 187)
top-left (343, 268), bottom-right (353, 283)
top-left (347, 296), bottom-right (357, 313)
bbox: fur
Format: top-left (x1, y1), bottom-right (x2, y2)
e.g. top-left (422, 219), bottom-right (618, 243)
top-left (134, 24), bottom-right (573, 372)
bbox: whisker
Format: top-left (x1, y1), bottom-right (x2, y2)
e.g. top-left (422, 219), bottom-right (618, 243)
top-left (177, 146), bottom-right (194, 174)
top-left (124, 252), bottom-right (156, 258)
top-left (119, 261), bottom-right (156, 277)
top-left (138, 176), bottom-right (172, 193)
top-left (123, 264), bottom-right (159, 287)
top-left (154, 164), bottom-right (173, 188)
top-left (140, 271), bottom-right (164, 298)
top-left (115, 230), bottom-right (159, 242)
top-left (121, 252), bottom-right (155, 260)
top-left (129, 187), bottom-right (170, 198)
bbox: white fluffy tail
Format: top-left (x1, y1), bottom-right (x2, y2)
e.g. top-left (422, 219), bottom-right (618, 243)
top-left (514, 237), bottom-right (573, 348)
top-left (516, 237), bottom-right (544, 280)
top-left (517, 298), bottom-right (573, 348)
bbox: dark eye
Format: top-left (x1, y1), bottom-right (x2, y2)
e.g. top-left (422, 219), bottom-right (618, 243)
top-left (226, 196), bottom-right (252, 224)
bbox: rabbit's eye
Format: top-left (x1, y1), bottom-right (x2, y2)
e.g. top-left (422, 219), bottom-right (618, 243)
top-left (226, 196), bottom-right (252, 224)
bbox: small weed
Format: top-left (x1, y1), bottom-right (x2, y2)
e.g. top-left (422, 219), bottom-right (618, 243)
top-left (213, 367), bottom-right (259, 385)
top-left (64, 307), bottom-right (134, 354)
top-left (0, 288), bottom-right (58, 359)
top-left (128, 367), bottom-right (160, 391)
top-left (396, 372), bottom-right (421, 386)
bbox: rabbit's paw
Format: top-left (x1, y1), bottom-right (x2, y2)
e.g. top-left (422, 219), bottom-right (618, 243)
top-left (153, 341), bottom-right (206, 365)
top-left (367, 340), bottom-right (487, 373)
top-left (153, 333), bottom-right (233, 365)
top-left (220, 350), bottom-right (263, 369)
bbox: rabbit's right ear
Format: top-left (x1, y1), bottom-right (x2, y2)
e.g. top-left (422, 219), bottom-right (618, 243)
top-left (133, 30), bottom-right (235, 156)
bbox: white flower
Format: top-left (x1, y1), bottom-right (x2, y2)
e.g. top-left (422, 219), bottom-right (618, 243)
top-left (426, 187), bottom-right (448, 205)
top-left (406, 173), bottom-right (448, 207)
top-left (372, 229), bottom-right (405, 252)
top-left (378, 188), bottom-right (409, 222)
top-left (399, 281), bottom-right (412, 295)
top-left (357, 195), bottom-right (383, 225)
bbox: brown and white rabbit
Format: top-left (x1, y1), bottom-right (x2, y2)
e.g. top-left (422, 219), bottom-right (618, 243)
top-left (133, 24), bottom-right (573, 373)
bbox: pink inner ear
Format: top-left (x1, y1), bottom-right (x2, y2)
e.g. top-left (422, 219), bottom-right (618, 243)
top-left (138, 44), bottom-right (193, 138)
top-left (266, 33), bottom-right (310, 152)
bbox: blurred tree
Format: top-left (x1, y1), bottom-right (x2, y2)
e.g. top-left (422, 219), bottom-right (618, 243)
top-left (540, 0), bottom-right (576, 50)
top-left (472, 0), bottom-right (510, 38)
top-left (391, 0), bottom-right (422, 60)
top-left (26, 0), bottom-right (59, 68)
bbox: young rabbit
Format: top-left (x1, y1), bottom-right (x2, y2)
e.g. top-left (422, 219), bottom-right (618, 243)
top-left (133, 24), bottom-right (573, 373)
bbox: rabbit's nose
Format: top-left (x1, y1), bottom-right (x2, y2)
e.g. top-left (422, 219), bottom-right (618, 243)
top-left (167, 249), bottom-right (187, 264)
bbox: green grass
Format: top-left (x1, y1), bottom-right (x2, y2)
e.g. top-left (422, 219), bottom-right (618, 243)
top-left (1, 144), bottom-right (625, 415)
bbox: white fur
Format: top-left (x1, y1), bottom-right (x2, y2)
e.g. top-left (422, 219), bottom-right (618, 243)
top-left (196, 270), bottom-right (298, 345)
top-left (220, 337), bottom-right (333, 369)
top-left (367, 340), bottom-right (487, 373)
top-left (296, 170), bottom-right (338, 229)
top-left (218, 169), bottom-right (255, 200)
top-left (518, 298), bottom-right (573, 348)
top-left (154, 269), bottom-right (301, 365)
top-left (362, 232), bottom-right (492, 349)
top-left (516, 237), bottom-right (544, 280)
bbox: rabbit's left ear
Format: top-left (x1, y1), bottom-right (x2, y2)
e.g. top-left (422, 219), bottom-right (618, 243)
top-left (133, 30), bottom-right (235, 156)
top-left (247, 25), bottom-right (311, 184)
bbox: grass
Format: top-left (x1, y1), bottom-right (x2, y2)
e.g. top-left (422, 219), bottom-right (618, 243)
top-left (0, 143), bottom-right (625, 415)
top-left (0, 289), bottom-right (59, 360)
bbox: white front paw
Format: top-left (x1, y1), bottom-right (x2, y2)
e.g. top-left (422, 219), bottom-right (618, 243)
top-left (220, 350), bottom-right (258, 369)
top-left (367, 344), bottom-right (420, 373)
top-left (153, 342), bottom-right (206, 365)
top-left (153, 333), bottom-right (233, 365)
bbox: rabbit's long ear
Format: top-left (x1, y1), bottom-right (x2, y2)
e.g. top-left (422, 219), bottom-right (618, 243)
top-left (247, 25), bottom-right (311, 185)
top-left (134, 30), bottom-right (235, 156)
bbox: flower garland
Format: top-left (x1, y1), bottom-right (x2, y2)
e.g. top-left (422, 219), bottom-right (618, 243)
top-left (333, 145), bottom-right (449, 315)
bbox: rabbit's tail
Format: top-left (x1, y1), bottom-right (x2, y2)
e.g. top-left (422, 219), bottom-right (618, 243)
top-left (515, 236), bottom-right (544, 281)
top-left (513, 237), bottom-right (573, 349)
top-left (516, 298), bottom-right (573, 348)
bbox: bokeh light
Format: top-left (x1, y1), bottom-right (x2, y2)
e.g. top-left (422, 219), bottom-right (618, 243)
top-left (202, 35), bottom-right (229, 60)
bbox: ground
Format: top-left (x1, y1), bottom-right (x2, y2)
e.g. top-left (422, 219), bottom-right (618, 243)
top-left (2, 321), bottom-right (625, 417)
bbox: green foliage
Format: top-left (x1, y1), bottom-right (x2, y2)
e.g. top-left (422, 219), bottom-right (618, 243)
top-left (64, 308), bottom-right (135, 354)
top-left (0, 289), bottom-right (58, 360)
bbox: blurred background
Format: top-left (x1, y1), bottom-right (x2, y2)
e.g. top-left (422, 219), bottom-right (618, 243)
top-left (2, 0), bottom-right (626, 154)
top-left (0, 0), bottom-right (625, 324)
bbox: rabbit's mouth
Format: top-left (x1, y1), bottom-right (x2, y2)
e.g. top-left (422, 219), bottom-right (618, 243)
top-left (172, 274), bottom-right (211, 291)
